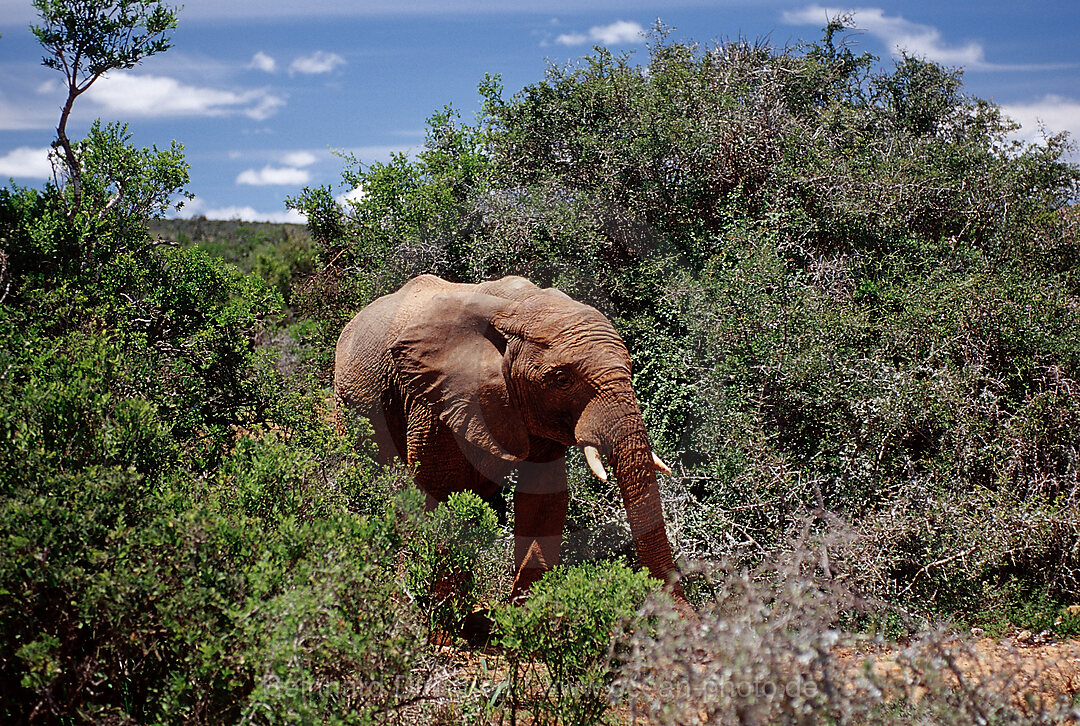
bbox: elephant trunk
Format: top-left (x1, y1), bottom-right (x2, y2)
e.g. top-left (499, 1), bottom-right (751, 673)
top-left (611, 430), bottom-right (683, 596)
top-left (576, 397), bottom-right (685, 601)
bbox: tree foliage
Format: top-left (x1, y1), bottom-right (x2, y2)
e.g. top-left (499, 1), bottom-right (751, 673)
top-left (32, 0), bottom-right (181, 215)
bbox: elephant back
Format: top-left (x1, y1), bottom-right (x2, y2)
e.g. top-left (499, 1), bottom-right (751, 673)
top-left (334, 275), bottom-right (454, 413)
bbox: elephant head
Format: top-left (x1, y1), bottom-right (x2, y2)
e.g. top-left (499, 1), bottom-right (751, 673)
top-left (387, 279), bottom-right (682, 598)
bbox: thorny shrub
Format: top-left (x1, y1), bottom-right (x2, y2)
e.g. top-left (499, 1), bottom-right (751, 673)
top-left (615, 533), bottom-right (1080, 725)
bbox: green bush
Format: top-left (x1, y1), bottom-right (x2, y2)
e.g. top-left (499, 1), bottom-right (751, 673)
top-left (486, 560), bottom-right (658, 726)
top-left (234, 499), bottom-right (432, 725)
top-left (149, 218), bottom-right (315, 310)
top-left (0, 101), bottom-right (437, 722)
top-left (405, 491), bottom-right (502, 636)
top-left (0, 412), bottom-right (439, 722)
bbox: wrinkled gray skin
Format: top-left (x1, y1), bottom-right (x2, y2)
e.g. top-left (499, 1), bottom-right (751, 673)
top-left (335, 274), bottom-right (685, 605)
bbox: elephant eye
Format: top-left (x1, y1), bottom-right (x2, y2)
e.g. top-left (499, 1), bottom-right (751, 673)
top-left (550, 368), bottom-right (574, 390)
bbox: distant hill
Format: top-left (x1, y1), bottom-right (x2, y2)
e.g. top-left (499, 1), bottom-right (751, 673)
top-left (149, 217), bottom-right (310, 257)
top-left (149, 217), bottom-right (314, 304)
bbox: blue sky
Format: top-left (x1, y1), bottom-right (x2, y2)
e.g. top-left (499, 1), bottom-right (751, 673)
top-left (1, 0), bottom-right (1077, 223)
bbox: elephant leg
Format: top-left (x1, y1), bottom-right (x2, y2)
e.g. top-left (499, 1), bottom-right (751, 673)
top-left (405, 406), bottom-right (453, 508)
top-left (402, 407), bottom-right (509, 639)
top-left (510, 457), bottom-right (569, 602)
top-left (406, 404), bottom-right (510, 506)
top-left (367, 412), bottom-right (401, 467)
top-left (370, 387), bottom-right (408, 467)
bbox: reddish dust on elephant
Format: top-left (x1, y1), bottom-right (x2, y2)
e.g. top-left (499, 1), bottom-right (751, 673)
top-left (333, 274), bottom-right (687, 608)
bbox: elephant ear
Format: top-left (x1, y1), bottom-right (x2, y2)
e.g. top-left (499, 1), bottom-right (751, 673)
top-left (390, 290), bottom-right (529, 463)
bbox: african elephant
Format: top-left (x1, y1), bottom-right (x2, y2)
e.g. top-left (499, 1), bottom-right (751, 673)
top-left (334, 274), bottom-right (686, 606)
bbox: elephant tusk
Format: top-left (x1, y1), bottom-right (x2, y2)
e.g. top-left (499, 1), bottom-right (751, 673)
top-left (651, 452), bottom-right (673, 476)
top-left (583, 445), bottom-right (609, 482)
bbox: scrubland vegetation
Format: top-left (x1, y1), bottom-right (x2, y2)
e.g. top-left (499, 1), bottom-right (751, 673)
top-left (3, 2), bottom-right (1080, 722)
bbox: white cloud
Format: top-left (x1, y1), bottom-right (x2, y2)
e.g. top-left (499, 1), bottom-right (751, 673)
top-left (1000, 95), bottom-right (1080, 146)
top-left (556, 19), bottom-right (644, 47)
top-left (235, 165), bottom-right (312, 186)
top-left (85, 71), bottom-right (285, 120)
top-left (782, 5), bottom-right (988, 67)
top-left (177, 198), bottom-right (307, 223)
top-left (591, 20), bottom-right (646, 46)
top-left (289, 51), bottom-right (347, 75)
top-left (281, 150), bottom-right (319, 167)
top-left (338, 185), bottom-right (367, 205)
top-left (246, 95), bottom-right (288, 121)
top-left (248, 51), bottom-right (278, 73)
top-left (0, 146), bottom-right (53, 179)
top-left (555, 31), bottom-right (589, 46)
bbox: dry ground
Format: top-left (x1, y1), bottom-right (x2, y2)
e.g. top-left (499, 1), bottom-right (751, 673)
top-left (434, 632), bottom-right (1080, 724)
top-left (843, 634), bottom-right (1080, 719)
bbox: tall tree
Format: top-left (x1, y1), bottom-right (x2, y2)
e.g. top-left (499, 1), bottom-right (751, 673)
top-left (31, 0), bottom-right (179, 214)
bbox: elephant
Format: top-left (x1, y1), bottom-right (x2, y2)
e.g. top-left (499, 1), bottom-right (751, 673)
top-left (334, 273), bottom-right (687, 607)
